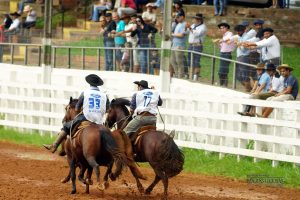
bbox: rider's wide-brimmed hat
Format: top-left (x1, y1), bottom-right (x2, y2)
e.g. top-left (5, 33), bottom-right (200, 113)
top-left (85, 74), bottom-right (103, 86)
top-left (134, 80), bottom-right (149, 89)
top-left (277, 64), bottom-right (293, 71)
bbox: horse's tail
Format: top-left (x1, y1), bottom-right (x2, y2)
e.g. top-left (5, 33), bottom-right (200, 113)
top-left (100, 127), bottom-right (127, 179)
top-left (154, 133), bottom-right (184, 178)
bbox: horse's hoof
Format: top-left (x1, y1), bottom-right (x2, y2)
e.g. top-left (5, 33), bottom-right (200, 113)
top-left (86, 178), bottom-right (93, 185)
top-left (109, 173), bottom-right (116, 181)
top-left (97, 183), bottom-right (105, 191)
top-left (61, 177), bottom-right (70, 183)
top-left (103, 181), bottom-right (109, 189)
top-left (145, 188), bottom-right (152, 195)
top-left (78, 177), bottom-right (86, 184)
top-left (70, 190), bottom-right (76, 194)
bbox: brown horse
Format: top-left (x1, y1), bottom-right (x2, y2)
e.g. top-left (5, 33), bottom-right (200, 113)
top-left (106, 98), bottom-right (185, 200)
top-left (62, 97), bottom-right (128, 194)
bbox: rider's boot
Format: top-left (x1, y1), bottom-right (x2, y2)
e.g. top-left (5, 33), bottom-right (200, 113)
top-left (43, 130), bottom-right (67, 153)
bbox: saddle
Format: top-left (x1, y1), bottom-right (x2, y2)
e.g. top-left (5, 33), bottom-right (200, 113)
top-left (71, 121), bottom-right (93, 139)
top-left (131, 125), bottom-right (157, 146)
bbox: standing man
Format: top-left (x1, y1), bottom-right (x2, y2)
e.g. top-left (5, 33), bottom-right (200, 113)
top-left (170, 12), bottom-right (187, 78)
top-left (262, 64), bottom-right (298, 118)
top-left (111, 12), bottom-right (126, 71)
top-left (233, 24), bottom-right (253, 92)
top-left (245, 28), bottom-right (281, 67)
top-left (186, 13), bottom-right (207, 81)
top-left (214, 22), bottom-right (235, 87)
top-left (124, 80), bottom-right (163, 139)
top-left (43, 74), bottom-right (109, 153)
top-left (102, 12), bottom-right (116, 71)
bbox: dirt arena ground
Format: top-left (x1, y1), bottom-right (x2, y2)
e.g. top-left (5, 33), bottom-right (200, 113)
top-left (0, 141), bottom-right (300, 200)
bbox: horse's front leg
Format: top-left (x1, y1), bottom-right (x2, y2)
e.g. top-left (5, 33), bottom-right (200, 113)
top-left (61, 152), bottom-right (72, 183)
top-left (145, 174), bottom-right (161, 195)
top-left (85, 167), bottom-right (93, 194)
top-left (70, 159), bottom-right (77, 194)
top-left (78, 164), bottom-right (87, 184)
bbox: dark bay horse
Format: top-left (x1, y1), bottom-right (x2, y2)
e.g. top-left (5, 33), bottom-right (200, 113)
top-left (106, 98), bottom-right (185, 200)
top-left (62, 97), bottom-right (128, 194)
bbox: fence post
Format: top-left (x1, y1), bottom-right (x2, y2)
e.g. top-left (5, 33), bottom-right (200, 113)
top-left (81, 48), bottom-right (85, 69)
top-left (189, 52), bottom-right (193, 80)
top-left (232, 62), bottom-right (237, 89)
top-left (211, 57), bottom-right (216, 85)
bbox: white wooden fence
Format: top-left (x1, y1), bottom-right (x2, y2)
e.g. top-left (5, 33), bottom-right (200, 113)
top-left (1, 64), bottom-right (300, 167)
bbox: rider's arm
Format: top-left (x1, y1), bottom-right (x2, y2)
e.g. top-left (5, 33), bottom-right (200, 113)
top-left (106, 96), bottom-right (110, 112)
top-left (158, 95), bottom-right (163, 106)
top-left (75, 92), bottom-right (84, 112)
top-left (129, 93), bottom-right (137, 114)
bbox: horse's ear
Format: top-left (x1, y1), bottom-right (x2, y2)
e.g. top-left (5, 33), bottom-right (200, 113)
top-left (69, 96), bottom-right (73, 104)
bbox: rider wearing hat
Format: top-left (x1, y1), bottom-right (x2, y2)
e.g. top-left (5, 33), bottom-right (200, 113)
top-left (43, 74), bottom-right (109, 153)
top-left (124, 80), bottom-right (162, 139)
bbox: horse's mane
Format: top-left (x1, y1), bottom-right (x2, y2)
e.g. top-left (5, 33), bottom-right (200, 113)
top-left (110, 98), bottom-right (130, 116)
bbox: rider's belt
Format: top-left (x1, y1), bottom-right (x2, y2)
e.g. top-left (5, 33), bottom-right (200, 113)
top-left (138, 111), bottom-right (155, 116)
top-left (189, 42), bottom-right (202, 46)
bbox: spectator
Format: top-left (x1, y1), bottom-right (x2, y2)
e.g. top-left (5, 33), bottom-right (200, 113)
top-left (170, 12), bottom-right (187, 78)
top-left (186, 13), bottom-right (207, 81)
top-left (117, 0), bottom-right (137, 18)
top-left (253, 19), bottom-right (264, 40)
top-left (91, 0), bottom-right (112, 22)
top-left (131, 16), bottom-right (157, 74)
top-left (213, 22), bottom-right (235, 87)
top-left (152, 0), bottom-right (164, 11)
top-left (232, 24), bottom-right (253, 92)
top-left (4, 12), bottom-right (21, 35)
top-left (120, 42), bottom-right (132, 71)
top-left (1, 14), bottom-right (13, 30)
top-left (142, 3), bottom-right (157, 25)
top-left (237, 63), bottom-right (271, 116)
top-left (111, 12), bottom-right (126, 71)
top-left (241, 21), bottom-right (256, 39)
top-left (23, 5), bottom-right (37, 29)
top-left (245, 28), bottom-right (281, 67)
top-left (173, 2), bottom-right (185, 17)
top-left (214, 0), bottom-right (226, 16)
top-left (101, 12), bottom-right (116, 71)
top-left (18, 0), bottom-right (35, 14)
top-left (262, 64), bottom-right (298, 118)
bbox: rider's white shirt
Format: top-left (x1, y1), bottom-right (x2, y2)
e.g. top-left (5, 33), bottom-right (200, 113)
top-left (83, 88), bottom-right (107, 124)
top-left (134, 89), bottom-right (160, 117)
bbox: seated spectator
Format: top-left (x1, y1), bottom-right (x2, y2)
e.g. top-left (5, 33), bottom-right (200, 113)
top-left (117, 0), bottom-right (137, 18)
top-left (1, 14), bottom-right (13, 30)
top-left (18, 0), bottom-right (36, 14)
top-left (4, 12), bottom-right (21, 35)
top-left (262, 64), bottom-right (298, 118)
top-left (142, 3), bottom-right (157, 25)
top-left (23, 5), bottom-right (37, 29)
top-left (91, 0), bottom-right (112, 22)
top-left (237, 63), bottom-right (272, 117)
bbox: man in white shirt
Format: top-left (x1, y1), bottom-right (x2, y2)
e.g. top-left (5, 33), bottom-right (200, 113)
top-left (245, 28), bottom-right (280, 66)
top-left (4, 12), bottom-right (21, 34)
top-left (186, 13), bottom-right (207, 81)
top-left (124, 80), bottom-right (163, 139)
top-left (23, 5), bottom-right (37, 29)
top-left (43, 74), bottom-right (109, 153)
top-left (142, 3), bottom-right (156, 25)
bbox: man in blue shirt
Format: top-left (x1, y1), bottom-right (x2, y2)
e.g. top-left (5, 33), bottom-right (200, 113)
top-left (238, 63), bottom-right (271, 116)
top-left (262, 64), bottom-right (298, 118)
top-left (170, 12), bottom-right (187, 78)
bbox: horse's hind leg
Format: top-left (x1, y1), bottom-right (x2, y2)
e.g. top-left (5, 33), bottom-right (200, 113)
top-left (85, 167), bottom-right (93, 194)
top-left (145, 174), bottom-right (160, 195)
top-left (70, 159), bottom-right (77, 194)
top-left (86, 157), bottom-right (103, 191)
top-left (129, 167), bottom-right (144, 194)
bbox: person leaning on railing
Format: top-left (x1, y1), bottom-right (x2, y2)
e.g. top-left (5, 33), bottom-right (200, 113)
top-left (261, 64), bottom-right (299, 118)
top-left (4, 12), bottom-right (21, 35)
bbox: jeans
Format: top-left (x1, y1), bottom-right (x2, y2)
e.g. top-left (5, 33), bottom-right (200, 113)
top-left (63, 114), bottom-right (86, 134)
top-left (104, 39), bottom-right (115, 71)
top-left (91, 5), bottom-right (108, 21)
top-left (214, 0), bottom-right (225, 15)
top-left (190, 0), bottom-right (205, 4)
top-left (154, 0), bottom-right (164, 9)
top-left (139, 46), bottom-right (149, 74)
top-left (117, 7), bottom-right (136, 18)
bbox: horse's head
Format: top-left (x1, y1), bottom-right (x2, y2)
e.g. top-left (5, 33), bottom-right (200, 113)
top-left (63, 96), bottom-right (79, 123)
top-left (105, 98), bottom-right (131, 129)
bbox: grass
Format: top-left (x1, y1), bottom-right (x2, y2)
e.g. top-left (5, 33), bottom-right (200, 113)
top-left (36, 11), bottom-right (77, 29)
top-left (1, 127), bottom-right (300, 188)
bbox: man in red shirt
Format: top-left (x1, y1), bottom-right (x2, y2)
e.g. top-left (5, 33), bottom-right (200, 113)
top-left (117, 0), bottom-right (137, 18)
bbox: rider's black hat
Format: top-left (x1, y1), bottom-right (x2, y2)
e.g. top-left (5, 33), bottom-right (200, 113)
top-left (134, 80), bottom-right (149, 89)
top-left (85, 74), bottom-right (103, 86)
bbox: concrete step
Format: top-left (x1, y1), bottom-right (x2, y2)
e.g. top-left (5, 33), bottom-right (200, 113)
top-left (76, 19), bottom-right (102, 32)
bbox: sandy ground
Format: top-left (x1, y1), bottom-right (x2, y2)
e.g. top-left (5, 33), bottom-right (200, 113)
top-left (0, 141), bottom-right (300, 200)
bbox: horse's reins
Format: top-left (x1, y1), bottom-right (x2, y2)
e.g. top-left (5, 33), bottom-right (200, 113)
top-left (112, 114), bottom-right (131, 130)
